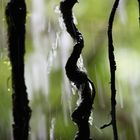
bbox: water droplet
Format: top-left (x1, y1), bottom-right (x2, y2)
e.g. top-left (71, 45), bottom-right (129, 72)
top-left (7, 88), bottom-right (11, 92)
top-left (88, 112), bottom-right (93, 125)
top-left (6, 76), bottom-right (11, 93)
top-left (71, 83), bottom-right (77, 95)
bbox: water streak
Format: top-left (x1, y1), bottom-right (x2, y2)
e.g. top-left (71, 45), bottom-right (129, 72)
top-left (60, 32), bottom-right (72, 124)
top-left (25, 0), bottom-right (49, 98)
top-left (37, 113), bottom-right (47, 140)
top-left (50, 118), bottom-right (56, 140)
top-left (118, 0), bottom-right (127, 24)
top-left (132, 115), bottom-right (140, 140)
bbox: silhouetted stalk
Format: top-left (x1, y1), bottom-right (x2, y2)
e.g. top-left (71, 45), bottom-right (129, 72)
top-left (100, 0), bottom-right (119, 140)
top-left (60, 0), bottom-right (95, 139)
top-left (5, 0), bottom-right (31, 139)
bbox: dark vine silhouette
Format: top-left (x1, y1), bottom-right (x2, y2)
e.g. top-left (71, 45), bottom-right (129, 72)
top-left (5, 0), bottom-right (31, 139)
top-left (100, 0), bottom-right (119, 140)
top-left (60, 0), bottom-right (95, 139)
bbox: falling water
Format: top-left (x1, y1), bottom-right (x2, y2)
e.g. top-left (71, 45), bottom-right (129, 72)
top-left (116, 48), bottom-right (140, 106)
top-left (49, 118), bottom-right (56, 140)
top-left (95, 66), bottom-right (105, 108)
top-left (131, 115), bottom-right (140, 140)
top-left (0, 0), bottom-right (7, 59)
top-left (116, 80), bottom-right (124, 108)
top-left (37, 112), bottom-right (47, 140)
top-left (25, 0), bottom-right (75, 138)
top-left (60, 32), bottom-right (73, 124)
top-left (25, 0), bottom-right (50, 98)
top-left (55, 5), bottom-right (74, 124)
top-left (0, 1), bottom-right (13, 139)
top-left (116, 48), bottom-right (140, 140)
top-left (30, 107), bottom-right (47, 140)
top-left (118, 0), bottom-right (127, 24)
top-left (25, 0), bottom-right (50, 139)
top-left (131, 85), bottom-right (140, 140)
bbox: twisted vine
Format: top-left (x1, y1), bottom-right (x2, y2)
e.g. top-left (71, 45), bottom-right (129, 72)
top-left (60, 0), bottom-right (95, 139)
top-left (5, 0), bottom-right (31, 139)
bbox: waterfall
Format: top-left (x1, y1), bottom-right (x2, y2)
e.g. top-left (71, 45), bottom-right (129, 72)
top-left (25, 0), bottom-right (49, 98)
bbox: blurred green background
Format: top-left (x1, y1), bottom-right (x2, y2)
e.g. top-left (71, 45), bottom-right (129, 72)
top-left (0, 0), bottom-right (140, 140)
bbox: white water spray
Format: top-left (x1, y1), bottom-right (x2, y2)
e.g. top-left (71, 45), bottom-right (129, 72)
top-left (25, 0), bottom-right (49, 98)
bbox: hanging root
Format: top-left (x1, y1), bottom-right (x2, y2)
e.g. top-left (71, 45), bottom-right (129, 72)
top-left (100, 0), bottom-right (119, 140)
top-left (60, 0), bottom-right (95, 139)
top-left (5, 0), bottom-right (31, 139)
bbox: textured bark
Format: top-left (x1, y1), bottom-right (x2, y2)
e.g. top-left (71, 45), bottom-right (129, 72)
top-left (60, 0), bottom-right (95, 139)
top-left (5, 0), bottom-right (31, 139)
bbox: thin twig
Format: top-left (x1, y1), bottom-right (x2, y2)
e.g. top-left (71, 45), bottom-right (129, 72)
top-left (101, 0), bottom-right (119, 140)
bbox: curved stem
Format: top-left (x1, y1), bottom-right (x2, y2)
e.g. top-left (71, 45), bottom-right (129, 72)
top-left (100, 1), bottom-right (119, 140)
top-left (60, 0), bottom-right (95, 139)
top-left (108, 0), bottom-right (119, 140)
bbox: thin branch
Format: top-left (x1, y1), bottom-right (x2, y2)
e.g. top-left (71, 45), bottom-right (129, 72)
top-left (100, 121), bottom-right (112, 129)
top-left (101, 0), bottom-right (119, 140)
top-left (5, 1), bottom-right (31, 139)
